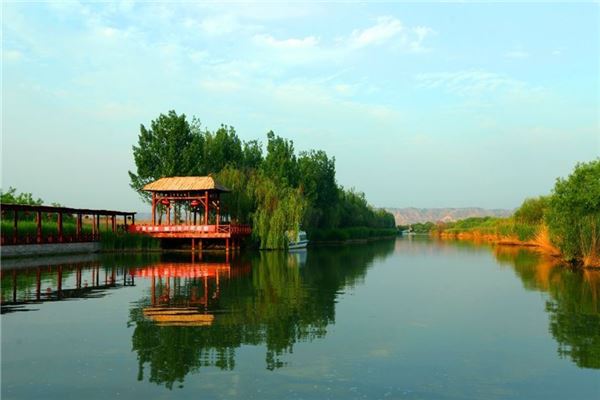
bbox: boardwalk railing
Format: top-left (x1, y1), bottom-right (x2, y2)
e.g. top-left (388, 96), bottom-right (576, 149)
top-left (1, 203), bottom-right (136, 246)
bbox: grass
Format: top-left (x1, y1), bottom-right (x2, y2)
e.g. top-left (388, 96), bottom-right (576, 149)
top-left (1, 220), bottom-right (97, 238)
top-left (436, 217), bottom-right (540, 242)
top-left (100, 231), bottom-right (161, 251)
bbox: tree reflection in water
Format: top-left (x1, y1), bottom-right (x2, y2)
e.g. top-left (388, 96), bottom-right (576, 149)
top-left (128, 240), bottom-right (395, 389)
top-left (494, 247), bottom-right (600, 369)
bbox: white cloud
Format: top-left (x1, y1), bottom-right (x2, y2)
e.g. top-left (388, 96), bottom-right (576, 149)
top-left (347, 16), bottom-right (434, 52)
top-left (505, 50), bottom-right (529, 59)
top-left (199, 14), bottom-right (241, 35)
top-left (253, 34), bottom-right (319, 49)
top-left (349, 16), bottom-right (404, 48)
top-left (416, 70), bottom-right (536, 97)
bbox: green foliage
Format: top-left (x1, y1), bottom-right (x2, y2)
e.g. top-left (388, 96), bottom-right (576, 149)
top-left (514, 196), bottom-right (550, 224)
top-left (546, 159), bottom-right (600, 262)
top-left (261, 131), bottom-right (299, 187)
top-left (298, 150), bottom-right (338, 228)
top-left (438, 217), bottom-right (539, 242)
top-left (251, 172), bottom-right (306, 249)
top-left (100, 231), bottom-right (161, 251)
top-left (129, 111), bottom-right (204, 202)
top-left (203, 124), bottom-right (244, 173)
top-left (1, 187), bottom-right (43, 206)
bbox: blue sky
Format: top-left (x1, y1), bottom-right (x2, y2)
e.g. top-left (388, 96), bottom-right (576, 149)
top-left (2, 1), bottom-right (599, 212)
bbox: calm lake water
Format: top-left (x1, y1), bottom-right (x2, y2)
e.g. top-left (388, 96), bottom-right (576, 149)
top-left (1, 238), bottom-right (599, 399)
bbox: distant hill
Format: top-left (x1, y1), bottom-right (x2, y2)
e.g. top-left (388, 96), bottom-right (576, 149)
top-left (385, 207), bottom-right (513, 226)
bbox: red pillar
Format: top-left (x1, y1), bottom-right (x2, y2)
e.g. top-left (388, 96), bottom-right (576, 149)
top-left (151, 192), bottom-right (156, 225)
top-left (204, 191), bottom-right (209, 225)
top-left (13, 210), bottom-right (18, 244)
top-left (77, 214), bottom-right (82, 239)
top-left (36, 211), bottom-right (42, 243)
top-left (57, 212), bottom-right (63, 242)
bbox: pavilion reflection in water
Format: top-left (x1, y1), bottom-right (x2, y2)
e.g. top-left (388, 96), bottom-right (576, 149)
top-left (130, 262), bottom-right (250, 327)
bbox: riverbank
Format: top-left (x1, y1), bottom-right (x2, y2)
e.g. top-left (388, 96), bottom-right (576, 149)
top-left (431, 223), bottom-right (600, 268)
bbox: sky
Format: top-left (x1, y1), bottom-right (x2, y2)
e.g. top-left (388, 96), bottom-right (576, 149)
top-left (2, 1), bottom-right (599, 212)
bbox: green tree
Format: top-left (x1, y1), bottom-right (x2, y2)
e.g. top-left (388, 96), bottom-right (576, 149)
top-left (546, 159), bottom-right (600, 265)
top-left (203, 124), bottom-right (243, 173)
top-left (242, 140), bottom-right (263, 170)
top-left (298, 150), bottom-right (338, 229)
top-left (262, 131), bottom-right (299, 187)
top-left (128, 110), bottom-right (204, 202)
top-left (1, 187), bottom-right (43, 206)
top-left (514, 196), bottom-right (550, 225)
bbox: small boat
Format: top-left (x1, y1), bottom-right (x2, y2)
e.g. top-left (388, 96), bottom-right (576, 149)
top-left (288, 230), bottom-right (309, 250)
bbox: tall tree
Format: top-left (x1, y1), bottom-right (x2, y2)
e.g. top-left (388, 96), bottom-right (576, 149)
top-left (204, 124), bottom-right (243, 174)
top-left (298, 150), bottom-right (338, 228)
top-left (261, 131), bottom-right (299, 187)
top-left (129, 110), bottom-right (204, 202)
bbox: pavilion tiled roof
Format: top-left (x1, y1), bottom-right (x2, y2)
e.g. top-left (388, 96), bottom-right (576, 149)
top-left (142, 176), bottom-right (230, 192)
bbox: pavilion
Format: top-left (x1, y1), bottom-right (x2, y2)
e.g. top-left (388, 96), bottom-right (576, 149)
top-left (128, 176), bottom-right (251, 251)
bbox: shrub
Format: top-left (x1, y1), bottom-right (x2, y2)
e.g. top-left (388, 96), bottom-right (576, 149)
top-left (545, 159), bottom-right (600, 264)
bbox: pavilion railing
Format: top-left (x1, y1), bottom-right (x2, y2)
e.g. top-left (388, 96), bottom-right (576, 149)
top-left (129, 224), bottom-right (252, 236)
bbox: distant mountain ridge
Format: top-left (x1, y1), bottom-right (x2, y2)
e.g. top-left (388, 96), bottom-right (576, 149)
top-left (385, 207), bottom-right (513, 225)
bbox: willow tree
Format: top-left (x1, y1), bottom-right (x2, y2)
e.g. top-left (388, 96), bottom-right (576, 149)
top-left (251, 172), bottom-right (305, 250)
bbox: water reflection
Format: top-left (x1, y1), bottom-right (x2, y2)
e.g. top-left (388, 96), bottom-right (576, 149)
top-left (1, 260), bottom-right (137, 314)
top-left (494, 246), bottom-right (600, 369)
top-left (128, 240), bottom-right (395, 389)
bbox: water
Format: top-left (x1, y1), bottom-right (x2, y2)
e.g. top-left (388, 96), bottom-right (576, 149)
top-left (1, 238), bottom-right (599, 399)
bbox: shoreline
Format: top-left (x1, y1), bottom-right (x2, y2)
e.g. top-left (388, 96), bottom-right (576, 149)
top-left (429, 229), bottom-right (600, 268)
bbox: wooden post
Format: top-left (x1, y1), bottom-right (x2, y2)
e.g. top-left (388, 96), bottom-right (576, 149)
top-left (105, 215), bottom-right (109, 232)
top-left (151, 192), bottom-right (156, 225)
top-left (76, 214), bottom-right (82, 240)
top-left (57, 212), bottom-right (63, 242)
top-left (111, 215), bottom-right (116, 232)
top-left (204, 191), bottom-right (209, 225)
top-left (36, 211), bottom-right (42, 243)
top-left (216, 199), bottom-right (220, 229)
top-left (226, 238), bottom-right (230, 252)
top-left (132, 214), bottom-right (135, 225)
top-left (95, 215), bottom-right (100, 237)
top-left (13, 210), bottom-right (18, 244)
top-left (192, 238), bottom-right (195, 253)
